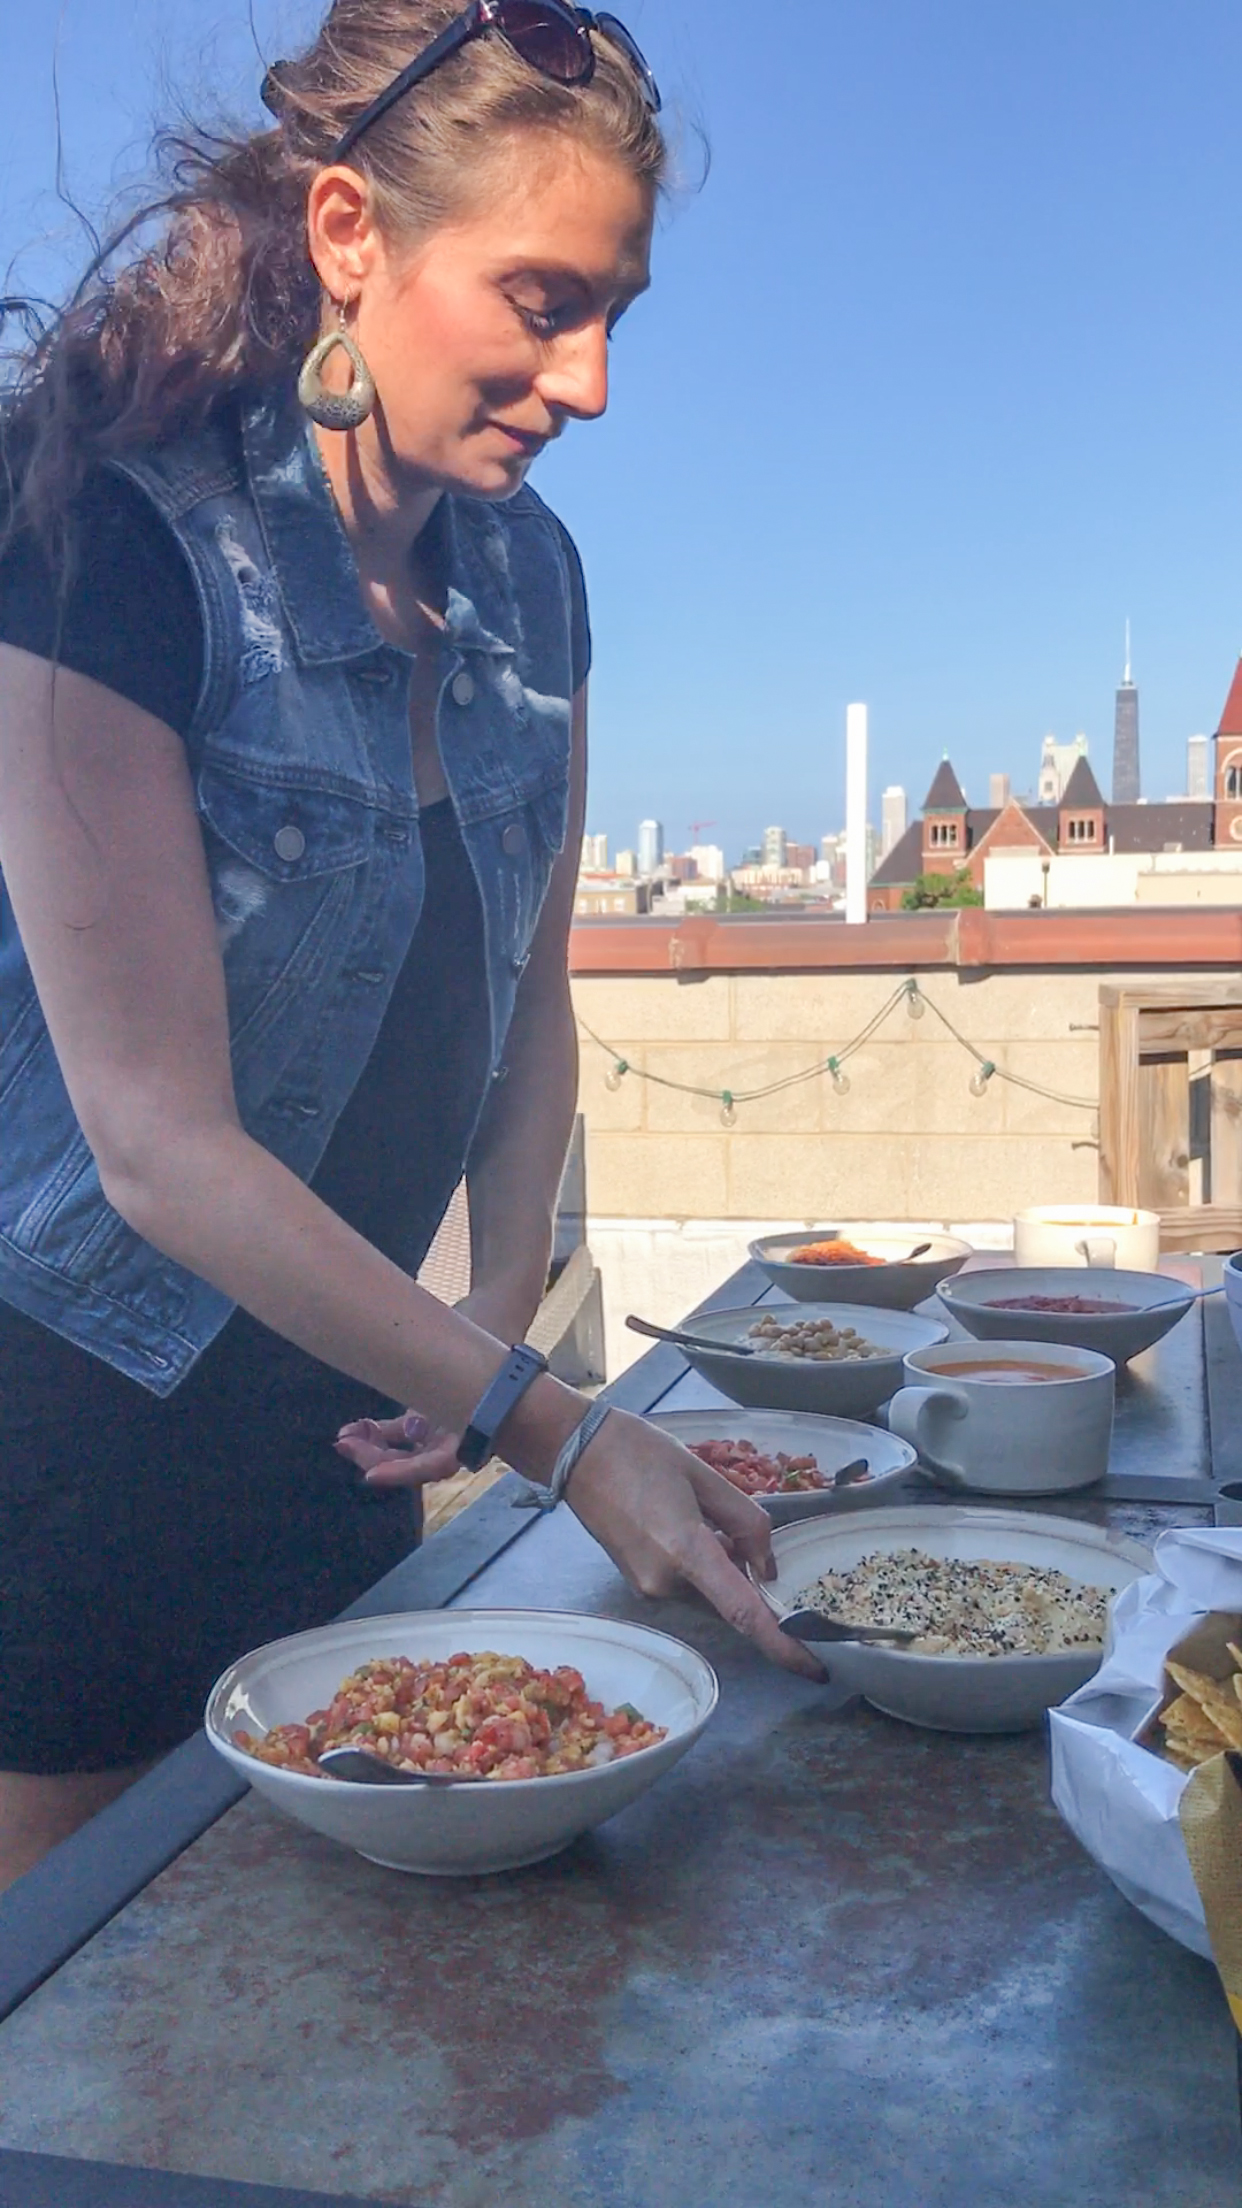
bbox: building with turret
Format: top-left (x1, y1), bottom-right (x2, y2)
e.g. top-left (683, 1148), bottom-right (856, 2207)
top-left (867, 653), bottom-right (1242, 911)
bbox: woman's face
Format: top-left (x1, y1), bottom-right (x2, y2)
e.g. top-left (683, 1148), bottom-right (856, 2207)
top-left (316, 140), bottom-right (654, 502)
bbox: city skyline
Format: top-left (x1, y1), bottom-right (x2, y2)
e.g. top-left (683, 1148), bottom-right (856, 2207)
top-left (588, 663), bottom-right (1215, 869)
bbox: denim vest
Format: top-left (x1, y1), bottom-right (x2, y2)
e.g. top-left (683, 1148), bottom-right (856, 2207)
top-left (0, 390), bottom-right (574, 1393)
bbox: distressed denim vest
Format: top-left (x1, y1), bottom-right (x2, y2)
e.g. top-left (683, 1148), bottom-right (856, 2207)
top-left (0, 389), bottom-right (574, 1393)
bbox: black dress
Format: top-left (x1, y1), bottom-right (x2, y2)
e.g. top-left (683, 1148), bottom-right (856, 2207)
top-left (0, 470), bottom-right (589, 1773)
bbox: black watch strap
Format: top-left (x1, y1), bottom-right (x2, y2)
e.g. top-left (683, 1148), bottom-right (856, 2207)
top-left (457, 1344), bottom-right (549, 1472)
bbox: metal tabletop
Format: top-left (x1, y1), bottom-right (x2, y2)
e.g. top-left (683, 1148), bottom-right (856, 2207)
top-left (0, 1263), bottom-right (1239, 2208)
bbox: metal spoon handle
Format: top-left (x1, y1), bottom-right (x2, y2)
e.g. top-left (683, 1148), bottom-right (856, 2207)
top-left (625, 1315), bottom-right (755, 1357)
top-left (779, 1611), bottom-right (919, 1646)
top-left (318, 1746), bottom-right (464, 1787)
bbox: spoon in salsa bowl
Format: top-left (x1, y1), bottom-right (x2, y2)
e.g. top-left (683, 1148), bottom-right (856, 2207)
top-left (318, 1747), bottom-right (469, 1787)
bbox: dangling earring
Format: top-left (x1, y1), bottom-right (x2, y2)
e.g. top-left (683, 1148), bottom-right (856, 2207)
top-left (297, 300), bottom-right (376, 431)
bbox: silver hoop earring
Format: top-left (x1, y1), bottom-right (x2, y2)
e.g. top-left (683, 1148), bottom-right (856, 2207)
top-left (297, 302), bottom-right (376, 431)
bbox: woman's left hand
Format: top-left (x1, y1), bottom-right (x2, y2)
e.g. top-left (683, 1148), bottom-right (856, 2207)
top-left (335, 1409), bottom-right (460, 1487)
top-left (335, 1286), bottom-right (532, 1488)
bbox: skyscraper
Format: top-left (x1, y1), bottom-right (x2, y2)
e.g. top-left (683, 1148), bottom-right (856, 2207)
top-left (1112, 624), bottom-right (1141, 803)
top-left (1187, 734), bottom-right (1209, 800)
top-left (989, 773), bottom-right (1011, 810)
top-left (637, 819), bottom-right (664, 877)
top-left (880, 786), bottom-right (908, 857)
top-left (763, 825), bottom-right (788, 868)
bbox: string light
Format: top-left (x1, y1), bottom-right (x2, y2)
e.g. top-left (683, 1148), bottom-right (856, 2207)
top-left (577, 982), bottom-right (1095, 1122)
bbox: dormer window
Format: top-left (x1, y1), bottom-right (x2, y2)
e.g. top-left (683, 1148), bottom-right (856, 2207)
top-left (927, 820), bottom-right (959, 849)
top-left (1065, 816), bottom-right (1097, 844)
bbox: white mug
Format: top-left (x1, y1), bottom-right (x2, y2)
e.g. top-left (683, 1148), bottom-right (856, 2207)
top-left (1012, 1205), bottom-right (1161, 1274)
top-left (888, 1340), bottom-right (1115, 1496)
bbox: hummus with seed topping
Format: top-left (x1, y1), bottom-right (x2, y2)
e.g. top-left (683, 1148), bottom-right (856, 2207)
top-left (793, 1548), bottom-right (1109, 1657)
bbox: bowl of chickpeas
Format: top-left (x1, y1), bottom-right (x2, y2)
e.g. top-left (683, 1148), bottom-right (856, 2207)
top-left (674, 1302), bottom-right (949, 1419)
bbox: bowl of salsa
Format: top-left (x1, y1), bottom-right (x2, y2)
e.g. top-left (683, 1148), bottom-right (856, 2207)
top-left (936, 1266), bottom-right (1196, 1365)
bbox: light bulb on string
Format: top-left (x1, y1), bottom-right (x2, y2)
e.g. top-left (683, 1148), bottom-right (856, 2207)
top-left (969, 1060), bottom-right (996, 1099)
top-left (720, 1091), bottom-right (737, 1128)
top-left (905, 981), bottom-right (925, 1020)
top-left (604, 1057), bottom-right (629, 1094)
top-left (828, 1058), bottom-right (850, 1096)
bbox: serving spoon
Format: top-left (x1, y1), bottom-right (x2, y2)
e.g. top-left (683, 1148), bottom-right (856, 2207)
top-left (626, 1315), bottom-right (757, 1358)
top-left (778, 1612), bottom-right (919, 1647)
top-left (318, 1747), bottom-right (468, 1787)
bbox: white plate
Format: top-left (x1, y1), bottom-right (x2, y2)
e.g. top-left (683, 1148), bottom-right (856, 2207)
top-left (676, 1303), bottom-right (948, 1420)
top-left (754, 1506), bottom-right (1152, 1732)
top-left (750, 1230), bottom-right (973, 1309)
top-left (206, 1610), bottom-right (717, 1876)
top-left (645, 1409), bottom-right (916, 1521)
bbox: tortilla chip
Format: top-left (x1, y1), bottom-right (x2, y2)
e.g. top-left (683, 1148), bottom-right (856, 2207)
top-left (1225, 1641), bottom-right (1242, 1672)
top-left (1166, 1663), bottom-right (1242, 1751)
top-left (1167, 1727), bottom-right (1225, 1763)
top-left (1165, 1742), bottom-right (1208, 1772)
top-left (1163, 1693), bottom-right (1225, 1739)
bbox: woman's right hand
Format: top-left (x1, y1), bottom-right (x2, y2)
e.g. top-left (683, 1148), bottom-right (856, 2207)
top-left (561, 1408), bottom-right (826, 1682)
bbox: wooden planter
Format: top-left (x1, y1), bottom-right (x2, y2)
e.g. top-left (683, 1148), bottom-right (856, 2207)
top-left (1100, 981), bottom-right (1242, 1252)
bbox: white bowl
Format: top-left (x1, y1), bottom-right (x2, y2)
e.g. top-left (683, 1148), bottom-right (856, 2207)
top-left (754, 1507), bottom-right (1152, 1732)
top-left (675, 1303), bottom-right (949, 1420)
top-left (749, 1230), bottom-right (973, 1309)
top-left (937, 1267), bottom-right (1194, 1365)
top-left (645, 1409), bottom-right (916, 1522)
top-left (206, 1610), bottom-right (718, 1876)
top-left (1012, 1205), bottom-right (1161, 1272)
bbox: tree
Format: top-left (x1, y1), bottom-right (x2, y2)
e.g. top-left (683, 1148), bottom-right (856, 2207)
top-left (901, 868), bottom-right (984, 911)
top-left (715, 886), bottom-right (767, 913)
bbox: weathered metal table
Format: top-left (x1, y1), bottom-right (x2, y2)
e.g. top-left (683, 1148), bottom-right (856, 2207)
top-left (1, 1263), bottom-right (1240, 2208)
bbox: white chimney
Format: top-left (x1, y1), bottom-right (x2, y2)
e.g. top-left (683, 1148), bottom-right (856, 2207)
top-left (845, 702), bottom-right (868, 925)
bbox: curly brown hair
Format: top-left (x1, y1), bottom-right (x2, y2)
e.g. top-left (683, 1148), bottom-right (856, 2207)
top-left (2, 2), bottom-right (667, 547)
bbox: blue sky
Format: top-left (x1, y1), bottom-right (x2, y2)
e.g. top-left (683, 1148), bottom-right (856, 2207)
top-left (5, 0), bottom-right (1242, 860)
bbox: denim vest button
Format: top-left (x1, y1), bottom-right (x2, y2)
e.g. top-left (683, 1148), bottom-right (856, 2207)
top-left (273, 824), bottom-right (306, 862)
top-left (451, 671), bottom-right (476, 707)
top-left (502, 822), bottom-right (526, 856)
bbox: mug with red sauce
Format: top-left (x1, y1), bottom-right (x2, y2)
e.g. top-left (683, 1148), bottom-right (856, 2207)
top-left (887, 1339), bottom-right (1115, 1496)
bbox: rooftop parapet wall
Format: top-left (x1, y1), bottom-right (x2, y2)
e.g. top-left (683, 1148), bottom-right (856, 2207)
top-left (569, 906), bottom-right (1242, 978)
top-left (567, 912), bottom-right (1241, 1224)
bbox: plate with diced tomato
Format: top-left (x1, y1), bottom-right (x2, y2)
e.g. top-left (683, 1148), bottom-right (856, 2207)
top-left (644, 1409), bottom-right (917, 1523)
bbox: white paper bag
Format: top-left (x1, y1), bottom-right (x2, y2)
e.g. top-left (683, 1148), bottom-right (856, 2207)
top-left (1049, 1527), bottom-right (1242, 1957)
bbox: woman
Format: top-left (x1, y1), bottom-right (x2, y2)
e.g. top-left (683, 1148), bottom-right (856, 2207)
top-left (0, 0), bottom-right (819, 1888)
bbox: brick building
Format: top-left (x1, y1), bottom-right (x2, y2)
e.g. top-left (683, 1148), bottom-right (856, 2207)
top-left (867, 658), bottom-right (1242, 912)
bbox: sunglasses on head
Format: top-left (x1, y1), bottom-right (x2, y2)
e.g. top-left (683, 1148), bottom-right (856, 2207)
top-left (265, 2), bottom-right (661, 164)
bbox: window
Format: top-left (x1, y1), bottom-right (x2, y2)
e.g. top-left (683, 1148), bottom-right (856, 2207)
top-left (1065, 817), bottom-right (1097, 844)
top-left (927, 820), bottom-right (959, 849)
top-left (1226, 764), bottom-right (1242, 802)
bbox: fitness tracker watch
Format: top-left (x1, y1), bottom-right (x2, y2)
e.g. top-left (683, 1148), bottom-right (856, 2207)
top-left (456, 1343), bottom-right (549, 1472)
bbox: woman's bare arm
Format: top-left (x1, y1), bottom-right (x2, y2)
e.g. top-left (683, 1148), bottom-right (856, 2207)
top-left (0, 645), bottom-right (822, 1678)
